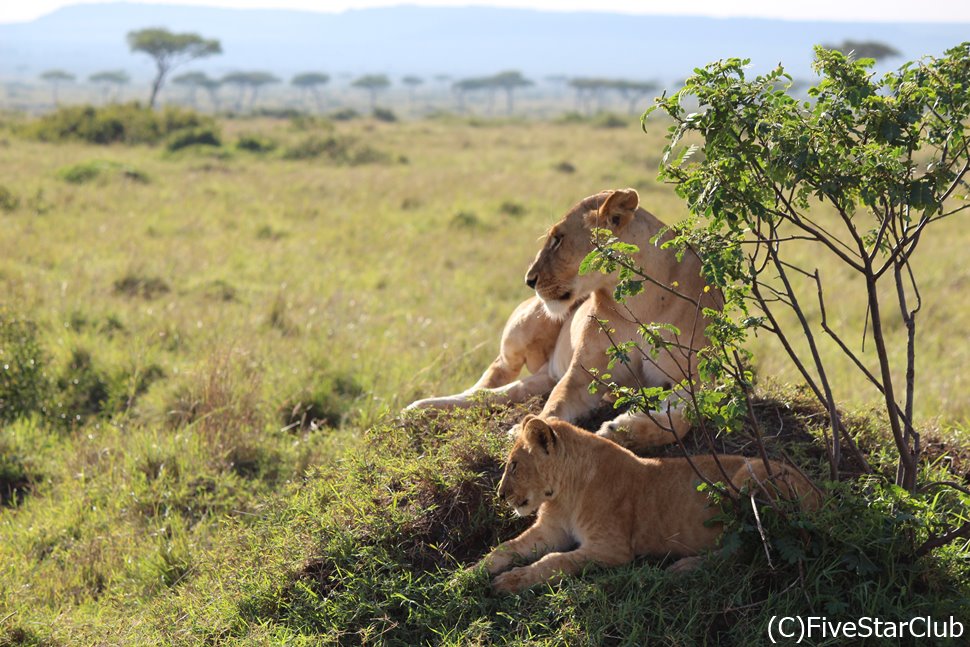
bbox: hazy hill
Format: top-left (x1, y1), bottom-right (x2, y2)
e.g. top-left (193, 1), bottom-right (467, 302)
top-left (0, 2), bottom-right (965, 85)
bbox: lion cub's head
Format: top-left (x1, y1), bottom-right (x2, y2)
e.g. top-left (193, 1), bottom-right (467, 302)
top-left (525, 188), bottom-right (640, 319)
top-left (497, 415), bottom-right (563, 517)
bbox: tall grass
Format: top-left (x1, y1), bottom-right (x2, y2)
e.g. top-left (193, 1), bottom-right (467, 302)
top-left (0, 112), bottom-right (966, 643)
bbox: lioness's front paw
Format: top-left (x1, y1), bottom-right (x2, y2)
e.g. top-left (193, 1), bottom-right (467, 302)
top-left (492, 566), bottom-right (534, 594)
top-left (597, 420), bottom-right (628, 446)
top-left (667, 555), bottom-right (704, 574)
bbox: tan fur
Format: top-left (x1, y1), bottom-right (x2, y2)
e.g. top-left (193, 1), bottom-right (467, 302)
top-left (407, 189), bottom-right (720, 451)
top-left (476, 416), bottom-right (820, 594)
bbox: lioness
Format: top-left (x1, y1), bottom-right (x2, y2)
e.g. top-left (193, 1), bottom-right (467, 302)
top-left (407, 188), bottom-right (720, 450)
top-left (476, 416), bottom-right (819, 594)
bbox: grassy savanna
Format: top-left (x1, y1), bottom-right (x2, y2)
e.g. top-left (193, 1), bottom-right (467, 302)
top-left (0, 105), bottom-right (968, 644)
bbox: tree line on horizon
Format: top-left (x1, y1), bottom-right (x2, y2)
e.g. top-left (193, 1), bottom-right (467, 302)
top-left (30, 29), bottom-right (902, 115)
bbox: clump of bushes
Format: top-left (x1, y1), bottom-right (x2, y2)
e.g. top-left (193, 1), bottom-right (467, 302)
top-left (165, 126), bottom-right (221, 152)
top-left (372, 108), bottom-right (397, 123)
top-left (58, 160), bottom-right (151, 185)
top-left (23, 102), bottom-right (212, 145)
top-left (449, 211), bottom-right (481, 228)
top-left (278, 371), bottom-right (364, 431)
top-left (0, 439), bottom-right (33, 507)
top-left (165, 350), bottom-right (272, 478)
top-left (281, 134), bottom-right (390, 165)
top-left (0, 315), bottom-right (48, 424)
top-left (592, 112), bottom-right (629, 129)
top-left (113, 273), bottom-right (171, 299)
top-left (329, 108), bottom-right (359, 121)
top-left (235, 133), bottom-right (277, 153)
top-left (58, 160), bottom-right (107, 184)
top-left (499, 201), bottom-right (526, 217)
top-left (0, 184), bottom-right (19, 212)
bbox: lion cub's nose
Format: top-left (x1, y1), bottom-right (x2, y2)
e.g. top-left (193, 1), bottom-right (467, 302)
top-left (525, 274), bottom-right (538, 289)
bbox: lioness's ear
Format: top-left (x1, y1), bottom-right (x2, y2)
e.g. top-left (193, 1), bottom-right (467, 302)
top-left (587, 188), bottom-right (639, 231)
top-left (524, 417), bottom-right (557, 455)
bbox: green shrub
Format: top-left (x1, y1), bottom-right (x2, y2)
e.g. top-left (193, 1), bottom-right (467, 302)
top-left (0, 184), bottom-right (18, 212)
top-left (372, 107), bottom-right (397, 123)
top-left (498, 200), bottom-right (526, 217)
top-left (235, 133), bottom-right (277, 153)
top-left (0, 315), bottom-right (49, 424)
top-left (329, 108), bottom-right (359, 121)
top-left (165, 126), bottom-right (221, 152)
top-left (449, 211), bottom-right (481, 228)
top-left (593, 112), bottom-right (629, 129)
top-left (281, 134), bottom-right (389, 165)
top-left (23, 102), bottom-right (211, 145)
top-left (278, 371), bottom-right (364, 430)
top-left (49, 349), bottom-right (111, 430)
top-left (113, 273), bottom-right (171, 299)
top-left (58, 160), bottom-right (150, 185)
top-left (58, 160), bottom-right (107, 184)
top-left (0, 434), bottom-right (33, 507)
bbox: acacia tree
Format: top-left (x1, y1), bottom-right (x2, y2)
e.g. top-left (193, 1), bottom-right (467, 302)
top-left (243, 72), bottom-right (280, 110)
top-left (590, 45), bottom-right (968, 495)
top-left (825, 39), bottom-right (901, 62)
top-left (127, 27), bottom-right (221, 108)
top-left (40, 69), bottom-right (74, 105)
top-left (292, 72), bottom-right (330, 112)
top-left (351, 74), bottom-right (391, 112)
top-left (490, 70), bottom-right (533, 115)
top-left (401, 75), bottom-right (423, 110)
top-left (88, 70), bottom-right (129, 104)
top-left (172, 71), bottom-right (209, 108)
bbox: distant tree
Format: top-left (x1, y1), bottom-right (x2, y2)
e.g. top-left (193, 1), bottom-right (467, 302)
top-left (221, 72), bottom-right (250, 112)
top-left (40, 69), bottom-right (75, 105)
top-left (544, 74), bottom-right (569, 98)
top-left (220, 71), bottom-right (279, 111)
top-left (352, 74), bottom-right (391, 111)
top-left (433, 74), bottom-right (452, 85)
top-left (244, 72), bottom-right (280, 109)
top-left (127, 27), bottom-right (222, 108)
top-left (172, 71), bottom-right (210, 108)
top-left (825, 39), bottom-right (901, 62)
top-left (569, 77), bottom-right (609, 114)
top-left (291, 72), bottom-right (330, 112)
top-left (452, 77), bottom-right (490, 113)
top-left (402, 75), bottom-right (424, 108)
top-left (199, 76), bottom-right (223, 111)
top-left (614, 79), bottom-right (658, 114)
top-left (88, 70), bottom-right (129, 104)
top-left (489, 70), bottom-right (533, 114)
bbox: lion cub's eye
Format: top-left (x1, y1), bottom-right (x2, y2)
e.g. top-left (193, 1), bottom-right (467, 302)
top-left (509, 461), bottom-right (518, 474)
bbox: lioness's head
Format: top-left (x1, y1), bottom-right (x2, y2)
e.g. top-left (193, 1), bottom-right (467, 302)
top-left (497, 415), bottom-right (562, 517)
top-left (525, 188), bottom-right (641, 319)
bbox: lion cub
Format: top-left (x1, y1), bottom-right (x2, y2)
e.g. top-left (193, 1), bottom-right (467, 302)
top-left (475, 415), bottom-right (819, 594)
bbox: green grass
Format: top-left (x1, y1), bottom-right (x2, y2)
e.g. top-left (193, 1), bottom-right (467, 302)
top-left (0, 110), bottom-right (968, 643)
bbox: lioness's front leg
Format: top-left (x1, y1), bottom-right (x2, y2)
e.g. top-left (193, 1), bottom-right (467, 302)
top-left (597, 404), bottom-right (690, 451)
top-left (406, 296), bottom-right (562, 411)
top-left (476, 521), bottom-right (572, 575)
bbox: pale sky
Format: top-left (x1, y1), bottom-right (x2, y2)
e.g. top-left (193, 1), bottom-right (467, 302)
top-left (2, 0), bottom-right (970, 24)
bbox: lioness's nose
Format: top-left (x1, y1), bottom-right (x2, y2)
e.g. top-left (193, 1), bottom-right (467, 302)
top-left (525, 273), bottom-right (537, 289)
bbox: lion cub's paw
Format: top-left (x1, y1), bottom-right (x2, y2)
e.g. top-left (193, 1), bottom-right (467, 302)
top-left (667, 555), bottom-right (705, 574)
top-left (492, 567), bottom-right (533, 594)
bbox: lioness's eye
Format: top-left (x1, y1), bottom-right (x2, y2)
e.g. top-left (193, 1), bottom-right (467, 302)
top-left (549, 235), bottom-right (562, 250)
top-left (510, 461), bottom-right (517, 473)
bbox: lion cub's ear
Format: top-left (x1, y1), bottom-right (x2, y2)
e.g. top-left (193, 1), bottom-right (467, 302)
top-left (523, 418), bottom-right (558, 455)
top-left (587, 188), bottom-right (639, 231)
